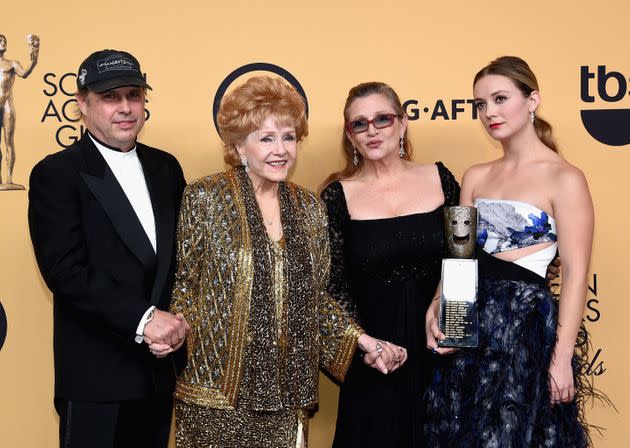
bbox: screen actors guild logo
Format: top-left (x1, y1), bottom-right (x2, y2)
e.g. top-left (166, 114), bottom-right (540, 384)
top-left (212, 63), bottom-right (308, 137)
top-left (0, 33), bottom-right (40, 190)
top-left (41, 71), bottom-right (150, 148)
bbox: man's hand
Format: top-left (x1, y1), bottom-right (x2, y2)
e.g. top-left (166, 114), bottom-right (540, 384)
top-left (546, 256), bottom-right (561, 284)
top-left (143, 310), bottom-right (190, 350)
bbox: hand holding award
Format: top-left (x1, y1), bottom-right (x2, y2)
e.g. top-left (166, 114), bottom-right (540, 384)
top-left (438, 206), bottom-right (479, 348)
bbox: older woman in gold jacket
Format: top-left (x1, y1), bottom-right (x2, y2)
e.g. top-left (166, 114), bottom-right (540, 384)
top-left (162, 76), bottom-right (406, 447)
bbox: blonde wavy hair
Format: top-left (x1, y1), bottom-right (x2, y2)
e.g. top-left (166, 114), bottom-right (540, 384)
top-left (217, 75), bottom-right (309, 167)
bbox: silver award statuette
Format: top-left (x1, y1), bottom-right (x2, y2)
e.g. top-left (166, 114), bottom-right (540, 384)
top-left (438, 206), bottom-right (479, 348)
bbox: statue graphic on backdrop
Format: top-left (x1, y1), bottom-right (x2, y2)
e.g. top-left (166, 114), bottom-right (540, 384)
top-left (0, 34), bottom-right (39, 190)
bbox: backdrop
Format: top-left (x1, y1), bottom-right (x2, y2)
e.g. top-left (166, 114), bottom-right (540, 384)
top-left (1, 1), bottom-right (627, 446)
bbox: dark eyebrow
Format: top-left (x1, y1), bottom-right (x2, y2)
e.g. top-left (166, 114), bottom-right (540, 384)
top-left (350, 110), bottom-right (394, 120)
top-left (473, 90), bottom-right (510, 102)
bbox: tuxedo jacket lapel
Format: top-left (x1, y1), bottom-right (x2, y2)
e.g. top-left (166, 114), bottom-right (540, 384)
top-left (79, 136), bottom-right (157, 273)
top-left (138, 145), bottom-right (176, 305)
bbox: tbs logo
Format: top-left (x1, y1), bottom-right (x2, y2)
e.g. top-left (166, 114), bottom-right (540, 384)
top-left (580, 65), bottom-right (630, 147)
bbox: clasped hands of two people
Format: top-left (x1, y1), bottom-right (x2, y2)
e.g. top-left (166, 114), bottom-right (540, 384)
top-left (140, 310), bottom-right (409, 372)
top-left (357, 334), bottom-right (408, 374)
top-left (143, 310), bottom-right (191, 358)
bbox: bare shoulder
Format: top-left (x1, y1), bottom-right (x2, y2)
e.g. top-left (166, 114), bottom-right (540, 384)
top-left (9, 59), bottom-right (24, 71)
top-left (461, 160), bottom-right (494, 185)
top-left (338, 175), bottom-right (358, 190)
top-left (339, 168), bottom-right (374, 194)
top-left (0, 59), bottom-right (14, 70)
top-left (407, 161), bottom-right (440, 180)
top-left (407, 161), bottom-right (435, 172)
top-left (545, 158), bottom-right (592, 215)
top-left (548, 157), bottom-right (589, 192)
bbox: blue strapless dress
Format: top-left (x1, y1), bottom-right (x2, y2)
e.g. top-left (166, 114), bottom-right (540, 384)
top-left (425, 199), bottom-right (592, 447)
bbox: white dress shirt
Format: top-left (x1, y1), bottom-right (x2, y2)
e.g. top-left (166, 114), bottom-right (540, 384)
top-left (89, 133), bottom-right (157, 343)
top-left (90, 134), bottom-right (157, 252)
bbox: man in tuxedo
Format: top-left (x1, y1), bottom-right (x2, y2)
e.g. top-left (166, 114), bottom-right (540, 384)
top-left (29, 49), bottom-right (190, 448)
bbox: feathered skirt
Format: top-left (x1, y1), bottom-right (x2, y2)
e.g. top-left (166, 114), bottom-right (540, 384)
top-left (425, 250), bottom-right (591, 447)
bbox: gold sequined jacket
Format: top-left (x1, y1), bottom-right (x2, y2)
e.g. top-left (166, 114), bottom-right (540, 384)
top-left (171, 168), bottom-right (362, 411)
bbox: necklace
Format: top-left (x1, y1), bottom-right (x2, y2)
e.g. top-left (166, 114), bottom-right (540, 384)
top-left (262, 199), bottom-right (279, 227)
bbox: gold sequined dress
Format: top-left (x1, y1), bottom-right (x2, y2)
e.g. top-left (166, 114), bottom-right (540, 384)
top-left (170, 167), bottom-right (362, 447)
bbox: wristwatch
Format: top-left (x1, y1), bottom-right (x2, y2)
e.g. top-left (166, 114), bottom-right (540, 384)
top-left (135, 306), bottom-right (156, 344)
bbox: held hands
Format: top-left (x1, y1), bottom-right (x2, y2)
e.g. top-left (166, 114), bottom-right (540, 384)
top-left (548, 351), bottom-right (576, 405)
top-left (144, 311), bottom-right (191, 358)
top-left (425, 298), bottom-right (458, 356)
top-left (358, 334), bottom-right (407, 374)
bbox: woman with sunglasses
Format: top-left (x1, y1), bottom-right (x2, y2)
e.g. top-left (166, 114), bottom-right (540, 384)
top-left (320, 82), bottom-right (460, 447)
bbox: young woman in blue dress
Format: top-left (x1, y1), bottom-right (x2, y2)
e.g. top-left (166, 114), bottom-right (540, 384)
top-left (426, 56), bottom-right (594, 447)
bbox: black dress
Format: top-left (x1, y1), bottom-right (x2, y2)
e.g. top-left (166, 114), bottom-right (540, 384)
top-left (321, 162), bottom-right (460, 448)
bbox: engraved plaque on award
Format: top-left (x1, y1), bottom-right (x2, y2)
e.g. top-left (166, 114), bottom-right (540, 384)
top-left (438, 206), bottom-right (479, 348)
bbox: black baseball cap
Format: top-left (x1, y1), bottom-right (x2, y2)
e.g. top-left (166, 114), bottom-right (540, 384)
top-left (76, 49), bottom-right (152, 93)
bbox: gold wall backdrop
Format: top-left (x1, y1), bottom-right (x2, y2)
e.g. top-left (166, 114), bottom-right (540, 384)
top-left (1, 1), bottom-right (627, 446)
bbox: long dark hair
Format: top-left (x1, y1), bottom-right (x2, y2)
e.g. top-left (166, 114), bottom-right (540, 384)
top-left (319, 82), bottom-right (412, 192)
